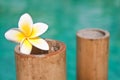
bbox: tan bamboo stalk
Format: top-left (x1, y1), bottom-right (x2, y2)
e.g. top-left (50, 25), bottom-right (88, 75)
top-left (77, 28), bottom-right (109, 80)
top-left (15, 39), bottom-right (66, 80)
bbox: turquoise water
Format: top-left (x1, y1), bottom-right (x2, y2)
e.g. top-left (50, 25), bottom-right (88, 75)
top-left (0, 0), bottom-right (120, 80)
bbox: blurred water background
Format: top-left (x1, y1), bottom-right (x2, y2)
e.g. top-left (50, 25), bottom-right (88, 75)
top-left (0, 0), bottom-right (120, 80)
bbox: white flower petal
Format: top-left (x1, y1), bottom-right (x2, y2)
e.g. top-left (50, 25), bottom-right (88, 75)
top-left (5, 28), bottom-right (25, 43)
top-left (30, 23), bottom-right (48, 38)
top-left (20, 39), bottom-right (32, 54)
top-left (18, 13), bottom-right (33, 36)
top-left (29, 38), bottom-right (49, 50)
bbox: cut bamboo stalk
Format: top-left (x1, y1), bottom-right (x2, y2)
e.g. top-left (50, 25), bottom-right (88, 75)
top-left (15, 39), bottom-right (66, 80)
top-left (77, 28), bottom-right (109, 80)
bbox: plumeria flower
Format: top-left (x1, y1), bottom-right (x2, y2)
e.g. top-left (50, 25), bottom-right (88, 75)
top-left (5, 13), bottom-right (49, 54)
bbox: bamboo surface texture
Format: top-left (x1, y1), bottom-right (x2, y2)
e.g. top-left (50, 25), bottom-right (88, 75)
top-left (15, 39), bottom-right (66, 80)
top-left (77, 29), bottom-right (109, 80)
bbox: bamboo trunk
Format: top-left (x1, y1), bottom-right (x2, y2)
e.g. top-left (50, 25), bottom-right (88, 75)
top-left (77, 28), bottom-right (109, 80)
top-left (15, 39), bottom-right (66, 80)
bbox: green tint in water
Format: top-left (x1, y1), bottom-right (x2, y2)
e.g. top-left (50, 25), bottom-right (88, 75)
top-left (0, 0), bottom-right (120, 80)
